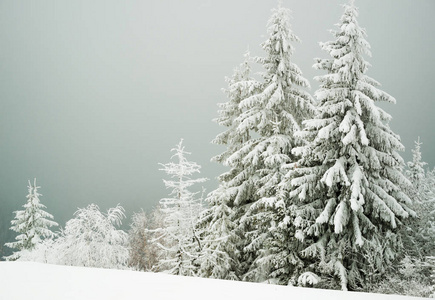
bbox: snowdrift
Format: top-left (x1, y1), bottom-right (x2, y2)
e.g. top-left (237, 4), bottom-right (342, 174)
top-left (0, 262), bottom-right (423, 300)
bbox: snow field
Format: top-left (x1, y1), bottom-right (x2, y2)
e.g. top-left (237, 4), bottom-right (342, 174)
top-left (0, 262), bottom-right (423, 300)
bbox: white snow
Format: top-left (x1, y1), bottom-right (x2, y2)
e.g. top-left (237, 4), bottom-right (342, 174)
top-left (0, 262), bottom-right (423, 300)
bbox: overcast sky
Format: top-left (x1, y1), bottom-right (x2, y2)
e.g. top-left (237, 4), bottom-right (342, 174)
top-left (1, 0), bottom-right (434, 244)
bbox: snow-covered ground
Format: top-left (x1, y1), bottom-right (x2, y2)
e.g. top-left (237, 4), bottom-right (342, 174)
top-left (0, 262), bottom-right (423, 300)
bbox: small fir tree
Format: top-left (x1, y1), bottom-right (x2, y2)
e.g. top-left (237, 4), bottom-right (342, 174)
top-left (406, 137), bottom-right (427, 193)
top-left (155, 139), bottom-right (208, 276)
top-left (5, 179), bottom-right (58, 260)
top-left (285, 0), bottom-right (413, 290)
top-left (403, 139), bottom-right (435, 259)
top-left (417, 169), bottom-right (435, 257)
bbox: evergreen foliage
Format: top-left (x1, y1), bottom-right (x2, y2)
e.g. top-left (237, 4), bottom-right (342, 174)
top-left (201, 3), bottom-right (314, 283)
top-left (406, 137), bottom-right (427, 194)
top-left (235, 3), bottom-right (314, 284)
top-left (402, 138), bottom-right (435, 258)
top-left (198, 52), bottom-right (257, 280)
top-left (197, 184), bottom-right (241, 280)
top-left (284, 1), bottom-right (413, 290)
top-left (5, 179), bottom-right (58, 260)
top-left (367, 256), bottom-right (434, 297)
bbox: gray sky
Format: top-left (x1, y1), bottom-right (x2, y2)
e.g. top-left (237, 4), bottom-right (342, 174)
top-left (1, 0), bottom-right (434, 246)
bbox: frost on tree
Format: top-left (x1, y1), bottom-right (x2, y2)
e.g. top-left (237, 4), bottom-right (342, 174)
top-left (5, 179), bottom-right (58, 260)
top-left (404, 138), bottom-right (435, 258)
top-left (211, 50), bottom-right (259, 167)
top-left (198, 51), bottom-right (258, 280)
top-left (128, 210), bottom-right (152, 271)
top-left (128, 208), bottom-right (165, 271)
top-left (197, 183), bottom-right (241, 280)
top-left (286, 1), bottom-right (413, 290)
top-left (155, 139), bottom-right (208, 276)
top-left (415, 168), bottom-right (435, 257)
top-left (55, 204), bottom-right (129, 269)
top-left (16, 238), bottom-right (58, 264)
top-left (201, 3), bottom-right (314, 283)
top-left (237, 4), bottom-right (314, 283)
top-left (406, 137), bottom-right (427, 193)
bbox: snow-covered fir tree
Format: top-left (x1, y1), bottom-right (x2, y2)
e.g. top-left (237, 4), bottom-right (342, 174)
top-left (242, 122), bottom-right (306, 284)
top-left (197, 51), bottom-right (258, 280)
top-left (406, 137), bottom-right (427, 192)
top-left (5, 179), bottom-right (58, 260)
top-left (417, 168), bottom-right (435, 257)
top-left (200, 3), bottom-right (315, 283)
top-left (284, 1), bottom-right (413, 290)
top-left (403, 139), bottom-right (435, 258)
top-left (236, 4), bottom-right (314, 283)
top-left (155, 139), bottom-right (208, 276)
top-left (211, 50), bottom-right (259, 167)
top-left (197, 183), bottom-right (241, 280)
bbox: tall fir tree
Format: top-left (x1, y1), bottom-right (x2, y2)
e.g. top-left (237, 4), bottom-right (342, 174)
top-left (239, 3), bottom-right (315, 283)
top-left (200, 3), bottom-right (314, 282)
top-left (5, 179), bottom-right (58, 260)
top-left (284, 0), bottom-right (413, 290)
top-left (155, 139), bottom-right (208, 276)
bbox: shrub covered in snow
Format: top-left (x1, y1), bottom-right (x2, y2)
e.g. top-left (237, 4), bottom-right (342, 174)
top-left (18, 204), bottom-right (129, 270)
top-left (55, 204), bottom-right (129, 269)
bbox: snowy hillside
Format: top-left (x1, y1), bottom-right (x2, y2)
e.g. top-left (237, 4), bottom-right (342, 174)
top-left (0, 262), bottom-right (423, 300)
